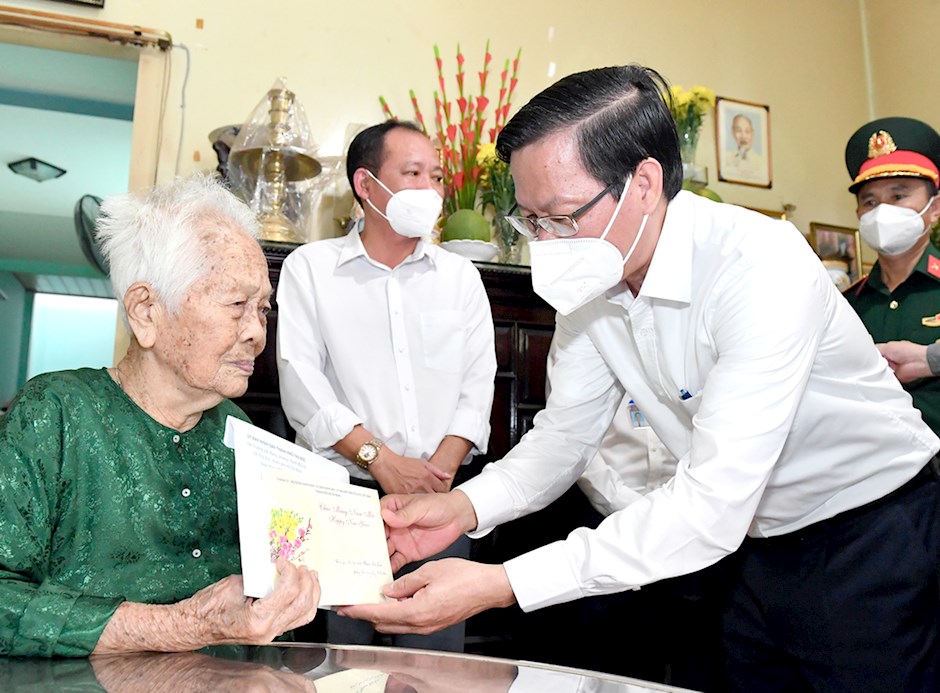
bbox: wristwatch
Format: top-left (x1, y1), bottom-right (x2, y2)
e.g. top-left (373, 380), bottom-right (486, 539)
top-left (355, 439), bottom-right (385, 470)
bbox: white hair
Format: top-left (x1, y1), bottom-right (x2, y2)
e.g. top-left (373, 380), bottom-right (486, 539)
top-left (95, 174), bottom-right (261, 320)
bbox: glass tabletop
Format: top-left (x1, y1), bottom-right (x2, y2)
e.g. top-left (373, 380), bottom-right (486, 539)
top-left (0, 642), bottom-right (700, 692)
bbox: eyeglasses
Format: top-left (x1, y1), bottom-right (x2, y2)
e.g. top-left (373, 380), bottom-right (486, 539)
top-left (504, 183), bottom-right (616, 240)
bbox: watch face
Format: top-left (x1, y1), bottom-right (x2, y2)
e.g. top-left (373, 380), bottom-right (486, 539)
top-left (359, 444), bottom-right (378, 462)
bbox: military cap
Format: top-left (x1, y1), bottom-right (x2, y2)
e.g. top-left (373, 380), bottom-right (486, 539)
top-left (845, 116), bottom-right (940, 193)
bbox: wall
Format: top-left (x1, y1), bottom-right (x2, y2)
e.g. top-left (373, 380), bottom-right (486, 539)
top-left (865, 0), bottom-right (940, 125)
top-left (5, 0), bottom-right (881, 237)
top-left (8, 0), bottom-right (935, 262)
top-left (0, 271), bottom-right (26, 407)
top-left (25, 293), bottom-right (117, 380)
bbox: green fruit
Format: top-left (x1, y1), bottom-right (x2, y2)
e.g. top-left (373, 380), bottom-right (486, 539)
top-left (696, 186), bottom-right (723, 203)
top-left (441, 209), bottom-right (491, 242)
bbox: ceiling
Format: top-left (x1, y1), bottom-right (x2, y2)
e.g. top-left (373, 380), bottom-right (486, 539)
top-left (0, 40), bottom-right (138, 298)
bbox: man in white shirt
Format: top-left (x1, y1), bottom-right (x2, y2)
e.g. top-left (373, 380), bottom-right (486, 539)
top-left (276, 120), bottom-right (496, 652)
top-left (339, 66), bottom-right (940, 691)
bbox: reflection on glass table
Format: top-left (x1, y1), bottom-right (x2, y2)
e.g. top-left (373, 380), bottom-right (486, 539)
top-left (0, 643), bottom-right (700, 692)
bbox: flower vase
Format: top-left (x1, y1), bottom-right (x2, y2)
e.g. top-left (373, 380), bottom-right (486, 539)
top-left (678, 124), bottom-right (701, 182)
top-left (493, 216), bottom-right (522, 264)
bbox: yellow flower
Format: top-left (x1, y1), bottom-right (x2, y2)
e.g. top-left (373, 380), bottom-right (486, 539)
top-left (477, 142), bottom-right (498, 166)
top-left (666, 84), bottom-right (715, 135)
top-left (690, 85), bottom-right (716, 108)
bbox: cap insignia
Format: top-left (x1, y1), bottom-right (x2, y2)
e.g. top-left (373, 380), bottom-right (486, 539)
top-left (868, 130), bottom-right (897, 159)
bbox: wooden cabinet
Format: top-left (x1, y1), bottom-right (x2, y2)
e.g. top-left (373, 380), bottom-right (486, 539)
top-left (233, 247), bottom-right (560, 459)
top-left (232, 242), bottom-right (296, 441)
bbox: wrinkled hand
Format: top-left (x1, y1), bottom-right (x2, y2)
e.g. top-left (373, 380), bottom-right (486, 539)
top-left (335, 648), bottom-right (517, 693)
top-left (93, 559), bottom-right (321, 653)
top-left (372, 452), bottom-right (451, 494)
top-left (877, 340), bottom-right (932, 383)
top-left (186, 558), bottom-right (320, 646)
top-left (336, 558), bottom-right (515, 635)
top-left (91, 651), bottom-right (318, 692)
top-left (380, 491), bottom-right (475, 571)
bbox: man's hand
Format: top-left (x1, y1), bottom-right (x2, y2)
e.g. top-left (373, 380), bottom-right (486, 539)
top-left (381, 490), bottom-right (477, 571)
top-left (877, 340), bottom-right (932, 383)
top-left (93, 559), bottom-right (320, 653)
top-left (371, 451), bottom-right (451, 494)
top-left (336, 558), bottom-right (515, 635)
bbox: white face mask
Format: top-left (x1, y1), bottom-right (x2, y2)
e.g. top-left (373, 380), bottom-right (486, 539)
top-left (858, 195), bottom-right (936, 256)
top-left (529, 175), bottom-right (649, 316)
top-left (365, 170), bottom-right (443, 239)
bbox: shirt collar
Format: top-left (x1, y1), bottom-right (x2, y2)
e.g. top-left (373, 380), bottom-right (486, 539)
top-left (633, 190), bottom-right (695, 303)
top-left (336, 222), bottom-right (436, 269)
top-left (865, 239), bottom-right (940, 291)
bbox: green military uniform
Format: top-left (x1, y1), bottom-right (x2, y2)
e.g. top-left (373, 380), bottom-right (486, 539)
top-left (842, 116), bottom-right (940, 436)
top-left (844, 247), bottom-right (940, 435)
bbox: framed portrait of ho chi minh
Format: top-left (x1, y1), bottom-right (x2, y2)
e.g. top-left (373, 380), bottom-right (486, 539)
top-left (716, 97), bottom-right (772, 188)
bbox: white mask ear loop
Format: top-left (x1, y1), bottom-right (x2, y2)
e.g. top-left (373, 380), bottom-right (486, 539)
top-left (598, 174), bottom-right (648, 266)
top-left (918, 193), bottom-right (938, 217)
top-left (599, 175), bottom-right (631, 243)
top-left (364, 170), bottom-right (393, 220)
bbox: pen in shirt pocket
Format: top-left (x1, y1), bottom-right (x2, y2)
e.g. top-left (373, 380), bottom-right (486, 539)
top-left (679, 388), bottom-right (694, 400)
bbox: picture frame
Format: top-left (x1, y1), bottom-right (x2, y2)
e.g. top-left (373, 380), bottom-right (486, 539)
top-left (45, 0), bottom-right (105, 7)
top-left (716, 97), bottom-right (772, 188)
top-left (809, 222), bottom-right (863, 288)
top-left (744, 206), bottom-right (788, 220)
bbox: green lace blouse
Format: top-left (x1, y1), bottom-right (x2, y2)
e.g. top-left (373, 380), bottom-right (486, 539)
top-left (0, 368), bottom-right (248, 657)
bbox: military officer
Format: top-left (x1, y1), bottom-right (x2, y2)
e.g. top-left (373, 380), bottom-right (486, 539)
top-left (843, 116), bottom-right (940, 435)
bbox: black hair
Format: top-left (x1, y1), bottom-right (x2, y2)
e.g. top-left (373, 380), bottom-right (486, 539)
top-left (345, 120), bottom-right (424, 205)
top-left (495, 64), bottom-right (682, 200)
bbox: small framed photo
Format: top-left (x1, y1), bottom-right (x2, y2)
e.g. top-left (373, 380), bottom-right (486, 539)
top-left (809, 222), bottom-right (862, 290)
top-left (716, 97), bottom-right (772, 188)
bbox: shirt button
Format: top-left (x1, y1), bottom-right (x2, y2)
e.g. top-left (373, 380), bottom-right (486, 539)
top-left (181, 488), bottom-right (191, 498)
top-left (889, 300), bottom-right (899, 310)
top-left (192, 548), bottom-right (201, 558)
top-left (172, 434), bottom-right (181, 443)
top-left (404, 385), bottom-right (411, 391)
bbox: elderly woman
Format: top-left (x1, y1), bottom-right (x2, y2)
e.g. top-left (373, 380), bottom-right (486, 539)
top-left (0, 175), bottom-right (319, 657)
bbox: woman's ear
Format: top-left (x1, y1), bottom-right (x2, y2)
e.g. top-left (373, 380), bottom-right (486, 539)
top-left (123, 282), bottom-right (161, 349)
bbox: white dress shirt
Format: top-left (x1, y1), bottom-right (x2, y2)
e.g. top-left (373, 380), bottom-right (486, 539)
top-left (276, 229), bottom-right (496, 480)
top-left (576, 395), bottom-right (678, 517)
top-left (459, 190), bottom-right (939, 612)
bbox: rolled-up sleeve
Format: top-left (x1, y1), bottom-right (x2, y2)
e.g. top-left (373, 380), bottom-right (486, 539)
top-left (276, 252), bottom-right (363, 451)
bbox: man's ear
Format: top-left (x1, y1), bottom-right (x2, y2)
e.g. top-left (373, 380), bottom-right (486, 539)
top-left (926, 189), bottom-right (940, 227)
top-left (633, 158), bottom-right (665, 214)
top-left (123, 282), bottom-right (162, 349)
top-left (353, 168), bottom-right (375, 204)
